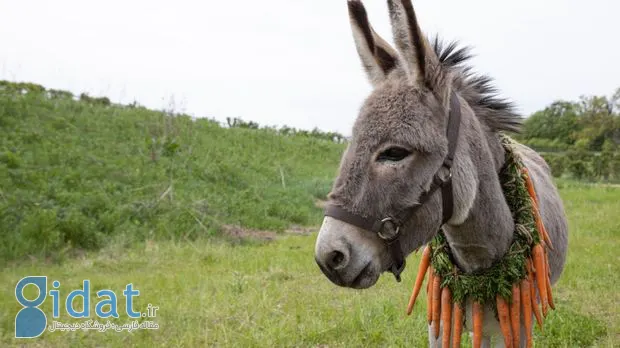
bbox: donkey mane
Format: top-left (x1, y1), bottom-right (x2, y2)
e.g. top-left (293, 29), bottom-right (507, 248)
top-left (431, 37), bottom-right (522, 133)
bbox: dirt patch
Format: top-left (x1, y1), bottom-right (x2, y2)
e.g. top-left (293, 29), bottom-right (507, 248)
top-left (221, 224), bottom-right (318, 241)
top-left (221, 225), bottom-right (278, 241)
top-left (285, 225), bottom-right (318, 235)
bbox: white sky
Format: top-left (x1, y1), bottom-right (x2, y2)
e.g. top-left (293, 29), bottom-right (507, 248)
top-left (1, 0), bottom-right (618, 135)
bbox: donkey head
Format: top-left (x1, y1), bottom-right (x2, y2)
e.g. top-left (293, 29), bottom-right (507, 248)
top-left (315, 0), bottom-right (476, 289)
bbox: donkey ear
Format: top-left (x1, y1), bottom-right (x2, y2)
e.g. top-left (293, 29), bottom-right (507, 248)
top-left (348, 0), bottom-right (398, 87)
top-left (387, 0), bottom-right (450, 101)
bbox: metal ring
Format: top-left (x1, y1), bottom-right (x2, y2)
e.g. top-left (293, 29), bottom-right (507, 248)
top-left (438, 166), bottom-right (452, 184)
top-left (377, 217), bottom-right (400, 241)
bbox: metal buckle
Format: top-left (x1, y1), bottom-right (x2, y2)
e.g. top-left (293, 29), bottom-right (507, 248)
top-left (437, 165), bottom-right (453, 186)
top-left (391, 260), bottom-right (406, 282)
top-left (377, 217), bottom-right (400, 241)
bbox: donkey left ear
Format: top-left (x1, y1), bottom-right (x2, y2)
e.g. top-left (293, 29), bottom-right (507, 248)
top-left (348, 0), bottom-right (399, 87)
top-left (387, 0), bottom-right (451, 104)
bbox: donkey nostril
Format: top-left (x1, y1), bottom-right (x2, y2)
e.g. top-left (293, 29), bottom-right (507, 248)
top-left (329, 250), bottom-right (346, 269)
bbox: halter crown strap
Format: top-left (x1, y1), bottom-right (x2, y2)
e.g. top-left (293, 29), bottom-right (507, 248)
top-left (441, 90), bottom-right (462, 223)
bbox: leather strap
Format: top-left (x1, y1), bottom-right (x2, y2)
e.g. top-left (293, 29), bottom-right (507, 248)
top-left (324, 204), bottom-right (384, 234)
top-left (441, 91), bottom-right (462, 223)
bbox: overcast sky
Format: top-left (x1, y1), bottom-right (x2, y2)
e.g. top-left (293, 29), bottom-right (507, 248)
top-left (1, 0), bottom-right (618, 135)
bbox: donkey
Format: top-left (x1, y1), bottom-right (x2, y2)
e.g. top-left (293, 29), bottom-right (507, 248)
top-left (314, 1), bottom-right (568, 346)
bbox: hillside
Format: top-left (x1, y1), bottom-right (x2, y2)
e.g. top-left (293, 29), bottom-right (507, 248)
top-left (2, 81), bottom-right (618, 262)
top-left (0, 82), bottom-right (344, 261)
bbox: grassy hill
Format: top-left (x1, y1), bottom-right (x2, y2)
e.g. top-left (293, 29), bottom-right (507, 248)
top-left (0, 81), bottom-right (344, 261)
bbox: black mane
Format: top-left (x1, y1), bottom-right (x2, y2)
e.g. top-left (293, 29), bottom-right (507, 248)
top-left (432, 37), bottom-right (522, 133)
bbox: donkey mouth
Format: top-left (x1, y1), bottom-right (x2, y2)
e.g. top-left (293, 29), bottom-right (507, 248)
top-left (349, 263), bottom-right (376, 289)
top-left (316, 260), bottom-right (378, 289)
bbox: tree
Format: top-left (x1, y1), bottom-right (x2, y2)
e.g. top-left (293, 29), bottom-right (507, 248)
top-left (522, 101), bottom-right (581, 145)
top-left (574, 95), bottom-right (616, 151)
top-left (611, 87), bottom-right (620, 114)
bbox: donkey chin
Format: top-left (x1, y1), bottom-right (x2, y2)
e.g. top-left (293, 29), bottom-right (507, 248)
top-left (314, 216), bottom-right (393, 289)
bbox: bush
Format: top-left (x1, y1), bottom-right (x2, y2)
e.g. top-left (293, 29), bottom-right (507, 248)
top-left (48, 89), bottom-right (74, 99)
top-left (612, 154), bottom-right (620, 181)
top-left (522, 138), bottom-right (569, 152)
top-left (566, 159), bottom-right (590, 180)
top-left (541, 153), bottom-right (566, 177)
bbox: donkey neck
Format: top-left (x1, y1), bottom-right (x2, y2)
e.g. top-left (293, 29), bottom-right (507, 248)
top-left (442, 130), bottom-right (514, 273)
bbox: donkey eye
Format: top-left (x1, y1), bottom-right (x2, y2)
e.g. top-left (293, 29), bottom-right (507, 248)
top-left (377, 147), bottom-right (412, 162)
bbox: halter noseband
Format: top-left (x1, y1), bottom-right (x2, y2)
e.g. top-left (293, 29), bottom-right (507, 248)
top-left (324, 91), bottom-right (462, 282)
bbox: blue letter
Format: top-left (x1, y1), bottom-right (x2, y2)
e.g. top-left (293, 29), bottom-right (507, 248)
top-left (66, 280), bottom-right (90, 318)
top-left (50, 281), bottom-right (60, 318)
top-left (123, 284), bottom-right (140, 318)
top-left (15, 276), bottom-right (47, 338)
top-left (95, 290), bottom-right (119, 318)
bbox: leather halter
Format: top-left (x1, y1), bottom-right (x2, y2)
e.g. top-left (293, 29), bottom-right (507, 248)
top-left (324, 91), bottom-right (462, 282)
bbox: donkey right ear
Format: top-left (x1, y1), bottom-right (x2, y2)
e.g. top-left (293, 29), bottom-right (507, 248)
top-left (348, 0), bottom-right (398, 87)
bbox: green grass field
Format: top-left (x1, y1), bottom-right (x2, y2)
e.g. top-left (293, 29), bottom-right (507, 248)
top-left (0, 84), bottom-right (618, 347)
top-left (0, 182), bottom-right (618, 347)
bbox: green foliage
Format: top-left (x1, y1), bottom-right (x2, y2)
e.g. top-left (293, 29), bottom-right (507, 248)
top-left (79, 92), bottom-right (111, 106)
top-left (521, 101), bottom-right (580, 147)
top-left (48, 89), bottom-right (74, 99)
top-left (0, 81), bottom-right (344, 261)
top-left (540, 153), bottom-right (566, 177)
top-left (520, 87), bottom-right (620, 181)
top-left (520, 91), bottom-right (619, 153)
top-left (0, 80), bottom-right (46, 94)
top-left (226, 117), bottom-right (347, 143)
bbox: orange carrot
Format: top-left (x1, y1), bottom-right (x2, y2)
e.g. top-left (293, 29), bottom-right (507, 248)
top-left (427, 266), bottom-right (432, 293)
top-left (407, 245), bottom-right (432, 315)
top-left (532, 244), bottom-right (548, 317)
top-left (496, 295), bottom-right (513, 348)
top-left (545, 275), bottom-right (555, 310)
top-left (544, 250), bottom-right (555, 310)
top-left (441, 287), bottom-right (452, 348)
top-left (472, 301), bottom-right (484, 348)
top-left (427, 267), bottom-right (434, 324)
top-left (522, 168), bottom-right (554, 250)
top-left (539, 217), bottom-right (553, 250)
top-left (432, 275), bottom-right (442, 339)
top-left (526, 259), bottom-right (543, 331)
top-left (520, 278), bottom-right (533, 348)
top-left (528, 259), bottom-right (543, 331)
top-left (532, 201), bottom-right (554, 250)
top-left (452, 302), bottom-right (463, 348)
top-left (521, 168), bottom-right (536, 199)
top-left (510, 283), bottom-right (521, 348)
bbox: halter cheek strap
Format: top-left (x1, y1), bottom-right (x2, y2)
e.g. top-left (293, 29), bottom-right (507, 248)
top-left (324, 91), bottom-right (462, 282)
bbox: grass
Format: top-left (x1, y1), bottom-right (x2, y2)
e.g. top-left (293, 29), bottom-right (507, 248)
top-left (0, 182), bottom-right (617, 347)
top-left (0, 85), bottom-right (343, 261)
top-left (0, 83), bottom-right (618, 346)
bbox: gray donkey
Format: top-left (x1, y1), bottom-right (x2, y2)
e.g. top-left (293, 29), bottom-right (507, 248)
top-left (314, 1), bottom-right (568, 347)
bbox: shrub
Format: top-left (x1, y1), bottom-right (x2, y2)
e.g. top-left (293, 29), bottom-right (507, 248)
top-left (566, 159), bottom-right (591, 180)
top-left (541, 153), bottom-right (566, 177)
